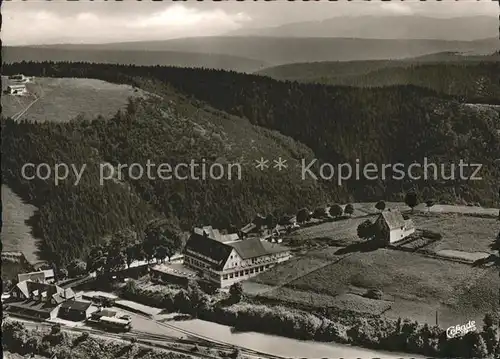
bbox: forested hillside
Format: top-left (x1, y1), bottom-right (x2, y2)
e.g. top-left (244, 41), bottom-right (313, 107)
top-left (258, 60), bottom-right (500, 103)
top-left (1, 83), bottom-right (330, 265)
top-left (2, 61), bottom-right (499, 265)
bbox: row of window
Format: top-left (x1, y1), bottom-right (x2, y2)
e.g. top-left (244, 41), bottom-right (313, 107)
top-left (185, 256), bottom-right (208, 269)
top-left (228, 253), bottom-right (288, 269)
top-left (186, 249), bottom-right (217, 264)
top-left (221, 264), bottom-right (271, 280)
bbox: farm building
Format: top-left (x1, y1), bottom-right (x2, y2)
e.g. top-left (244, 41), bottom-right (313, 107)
top-left (375, 209), bottom-right (415, 244)
top-left (240, 214), bottom-right (286, 240)
top-left (6, 84), bottom-right (28, 95)
top-left (5, 300), bottom-right (61, 320)
top-left (184, 227), bottom-right (291, 288)
top-left (10, 280), bottom-right (76, 303)
top-left (58, 300), bottom-right (98, 321)
top-left (5, 278), bottom-right (81, 320)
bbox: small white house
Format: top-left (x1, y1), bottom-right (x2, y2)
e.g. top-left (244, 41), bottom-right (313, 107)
top-left (7, 84), bottom-right (27, 95)
top-left (375, 209), bottom-right (415, 244)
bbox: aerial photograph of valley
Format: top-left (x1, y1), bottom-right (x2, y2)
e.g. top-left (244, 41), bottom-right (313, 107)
top-left (1, 1), bottom-right (499, 359)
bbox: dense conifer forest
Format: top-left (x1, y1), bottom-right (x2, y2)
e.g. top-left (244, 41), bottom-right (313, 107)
top-left (2, 61), bottom-right (499, 265)
top-left (258, 61), bottom-right (500, 104)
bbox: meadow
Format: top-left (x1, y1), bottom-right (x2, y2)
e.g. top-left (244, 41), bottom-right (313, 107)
top-left (1, 76), bottom-right (148, 122)
top-left (411, 213), bottom-right (498, 254)
top-left (250, 217), bottom-right (500, 328)
top-left (1, 185), bottom-right (41, 264)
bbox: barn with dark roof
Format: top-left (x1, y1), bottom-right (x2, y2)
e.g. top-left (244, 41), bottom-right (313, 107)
top-left (375, 209), bottom-right (415, 244)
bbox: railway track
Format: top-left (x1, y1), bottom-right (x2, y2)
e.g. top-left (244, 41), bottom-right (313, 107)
top-left (136, 313), bottom-right (288, 359)
top-left (7, 315), bottom-right (288, 359)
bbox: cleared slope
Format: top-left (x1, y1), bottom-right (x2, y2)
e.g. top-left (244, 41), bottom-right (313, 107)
top-left (1, 76), bottom-right (330, 265)
top-left (1, 184), bottom-right (41, 264)
top-left (1, 76), bottom-right (150, 122)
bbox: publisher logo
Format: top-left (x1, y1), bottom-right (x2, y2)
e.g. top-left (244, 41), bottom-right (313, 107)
top-left (446, 320), bottom-right (477, 339)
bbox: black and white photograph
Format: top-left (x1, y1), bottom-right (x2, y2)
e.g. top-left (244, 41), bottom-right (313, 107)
top-left (1, 0), bottom-right (500, 358)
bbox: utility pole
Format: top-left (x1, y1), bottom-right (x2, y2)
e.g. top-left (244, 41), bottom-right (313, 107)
top-left (435, 310), bottom-right (439, 327)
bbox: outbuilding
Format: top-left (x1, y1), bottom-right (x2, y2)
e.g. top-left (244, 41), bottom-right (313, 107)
top-left (58, 300), bottom-right (97, 321)
top-left (375, 209), bottom-right (415, 244)
top-left (7, 84), bottom-right (27, 95)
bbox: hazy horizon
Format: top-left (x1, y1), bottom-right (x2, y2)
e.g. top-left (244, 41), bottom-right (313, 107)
top-left (3, 1), bottom-right (498, 46)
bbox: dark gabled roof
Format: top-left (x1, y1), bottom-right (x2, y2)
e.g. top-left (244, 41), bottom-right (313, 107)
top-left (185, 232), bottom-right (291, 267)
top-left (15, 281), bottom-right (63, 299)
top-left (228, 238), bottom-right (267, 259)
top-left (379, 210), bottom-right (406, 230)
top-left (184, 232), bottom-right (233, 269)
top-left (7, 300), bottom-right (58, 313)
top-left (228, 238), bottom-right (290, 260)
top-left (60, 300), bottom-right (92, 311)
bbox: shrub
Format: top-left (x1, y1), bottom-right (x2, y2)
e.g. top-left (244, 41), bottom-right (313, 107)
top-left (229, 282), bottom-right (243, 303)
top-left (421, 230), bottom-right (442, 240)
top-left (364, 289), bottom-right (383, 300)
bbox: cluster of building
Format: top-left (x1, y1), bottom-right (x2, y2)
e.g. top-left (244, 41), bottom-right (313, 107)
top-left (6, 269), bottom-right (89, 320)
top-left (5, 74), bottom-right (33, 95)
top-left (153, 222), bottom-right (293, 288)
top-left (3, 217), bottom-right (293, 328)
top-left (2, 204), bottom-right (418, 337)
top-left (3, 268), bottom-right (131, 330)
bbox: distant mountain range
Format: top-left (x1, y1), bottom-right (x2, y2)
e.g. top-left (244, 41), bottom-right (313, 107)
top-left (226, 15), bottom-right (498, 41)
top-left (2, 46), bottom-right (269, 74)
top-left (7, 36), bottom-right (497, 72)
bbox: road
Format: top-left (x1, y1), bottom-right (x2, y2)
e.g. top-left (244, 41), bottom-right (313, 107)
top-left (5, 315), bottom-right (288, 359)
top-left (12, 95), bottom-right (41, 121)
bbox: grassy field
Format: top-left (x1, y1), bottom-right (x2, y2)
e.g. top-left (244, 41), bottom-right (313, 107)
top-left (250, 203), bottom-right (499, 327)
top-left (250, 245), bottom-right (499, 328)
top-left (262, 286), bottom-right (392, 316)
top-left (1, 76), bottom-right (149, 122)
top-left (286, 203), bottom-right (497, 253)
top-left (288, 216), bottom-right (376, 243)
top-left (1, 77), bottom-right (151, 271)
top-left (1, 184), bottom-right (41, 280)
top-left (411, 213), bottom-right (498, 254)
top-left (1, 184), bottom-right (41, 264)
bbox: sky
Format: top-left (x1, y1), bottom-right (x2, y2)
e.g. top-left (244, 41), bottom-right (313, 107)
top-left (3, 0), bottom-right (498, 45)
